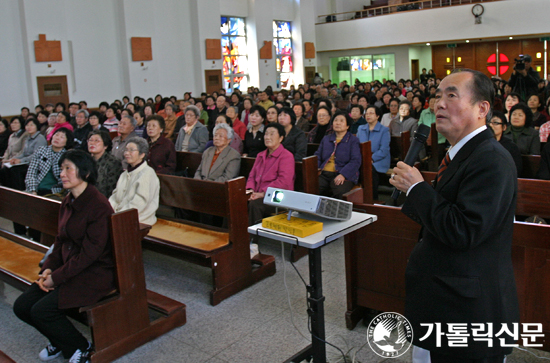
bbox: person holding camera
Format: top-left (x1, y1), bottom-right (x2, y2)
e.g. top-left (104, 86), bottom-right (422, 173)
top-left (508, 54), bottom-right (540, 101)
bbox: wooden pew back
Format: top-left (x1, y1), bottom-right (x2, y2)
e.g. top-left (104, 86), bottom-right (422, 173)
top-left (520, 155), bottom-right (541, 179)
top-left (516, 178), bottom-right (550, 220)
top-left (176, 151), bottom-right (203, 177)
top-left (390, 130), bottom-right (410, 164)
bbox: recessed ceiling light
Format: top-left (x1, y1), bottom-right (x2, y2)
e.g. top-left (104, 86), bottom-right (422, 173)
top-left (509, 37), bottom-right (513, 39)
top-left (426, 43), bottom-right (431, 46)
top-left (466, 40), bottom-right (470, 43)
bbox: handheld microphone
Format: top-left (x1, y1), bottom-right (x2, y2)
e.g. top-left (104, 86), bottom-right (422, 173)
top-left (391, 124), bottom-right (431, 200)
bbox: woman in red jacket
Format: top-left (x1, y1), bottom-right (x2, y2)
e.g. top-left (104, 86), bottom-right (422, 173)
top-left (14, 149), bottom-right (115, 363)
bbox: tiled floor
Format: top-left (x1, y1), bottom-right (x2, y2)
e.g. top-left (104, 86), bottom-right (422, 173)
top-left (1, 217), bottom-right (549, 362)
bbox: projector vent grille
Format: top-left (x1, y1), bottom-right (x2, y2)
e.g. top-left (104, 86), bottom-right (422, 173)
top-left (317, 198), bottom-right (352, 219)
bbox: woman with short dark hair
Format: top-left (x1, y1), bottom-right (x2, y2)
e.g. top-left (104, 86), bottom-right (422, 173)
top-left (308, 106), bottom-right (333, 143)
top-left (47, 111), bottom-right (74, 142)
top-left (88, 130), bottom-right (123, 197)
top-left (0, 119), bottom-right (10, 157)
top-left (2, 116), bottom-right (27, 163)
top-left (278, 107), bottom-right (307, 161)
top-left (146, 115), bottom-right (176, 174)
top-left (14, 149), bottom-right (115, 363)
top-left (503, 103), bottom-right (540, 155)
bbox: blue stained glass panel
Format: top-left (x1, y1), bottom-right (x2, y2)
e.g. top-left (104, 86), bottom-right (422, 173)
top-left (230, 17), bottom-right (246, 36)
top-left (220, 17), bottom-right (229, 34)
top-left (277, 21), bottom-right (291, 38)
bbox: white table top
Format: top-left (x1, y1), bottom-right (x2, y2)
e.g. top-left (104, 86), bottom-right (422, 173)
top-left (248, 211), bottom-right (377, 249)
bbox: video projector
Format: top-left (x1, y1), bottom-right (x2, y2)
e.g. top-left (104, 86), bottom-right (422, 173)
top-left (263, 188), bottom-right (353, 221)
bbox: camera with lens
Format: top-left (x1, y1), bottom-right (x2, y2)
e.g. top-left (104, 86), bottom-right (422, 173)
top-left (514, 55), bottom-right (526, 71)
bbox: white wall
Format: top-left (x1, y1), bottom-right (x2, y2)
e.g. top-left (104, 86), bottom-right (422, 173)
top-left (408, 46), bottom-right (432, 76)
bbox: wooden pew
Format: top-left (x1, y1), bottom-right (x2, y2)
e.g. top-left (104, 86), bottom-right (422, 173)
top-left (519, 155), bottom-right (541, 179)
top-left (144, 176), bottom-right (276, 306)
top-left (0, 350), bottom-right (15, 363)
top-left (175, 151), bottom-right (203, 177)
top-left (390, 130), bottom-right (410, 166)
top-left (0, 187), bottom-right (186, 363)
top-left (342, 179), bottom-right (550, 351)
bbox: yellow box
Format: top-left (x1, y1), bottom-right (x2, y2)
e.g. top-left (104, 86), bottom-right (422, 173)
top-left (262, 214), bottom-right (323, 238)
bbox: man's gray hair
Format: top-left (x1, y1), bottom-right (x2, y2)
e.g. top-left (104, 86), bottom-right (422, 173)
top-left (76, 109), bottom-right (89, 118)
top-left (122, 115), bottom-right (137, 128)
top-left (213, 122), bottom-right (234, 140)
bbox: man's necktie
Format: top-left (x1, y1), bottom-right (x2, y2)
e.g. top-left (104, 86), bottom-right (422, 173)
top-left (437, 153), bottom-right (451, 183)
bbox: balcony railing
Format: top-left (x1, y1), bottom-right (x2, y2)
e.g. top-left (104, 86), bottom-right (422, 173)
top-left (316, 0), bottom-right (503, 24)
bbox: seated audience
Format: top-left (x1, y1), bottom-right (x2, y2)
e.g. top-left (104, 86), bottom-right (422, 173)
top-left (0, 118), bottom-right (47, 188)
top-left (308, 106), bottom-right (333, 143)
top-left (243, 105), bottom-right (267, 157)
top-left (2, 117), bottom-right (27, 162)
top-left (133, 110), bottom-right (146, 138)
top-left (36, 111), bottom-right (49, 135)
top-left (240, 97), bottom-right (253, 126)
top-left (278, 107), bottom-right (307, 161)
top-left (109, 137), bottom-right (160, 225)
top-left (410, 95), bottom-right (425, 119)
top-left (503, 103), bottom-right (540, 155)
top-left (380, 98), bottom-right (400, 127)
top-left (389, 100), bottom-right (418, 139)
top-left (204, 115), bottom-right (244, 154)
top-left (489, 111), bottom-right (522, 176)
top-left (88, 130), bottom-right (123, 198)
top-left (47, 111), bottom-right (74, 142)
top-left (73, 110), bottom-right (93, 150)
top-left (175, 105), bottom-right (208, 152)
top-left (88, 111), bottom-right (108, 132)
top-left (349, 104), bottom-right (366, 134)
top-left (0, 119), bottom-right (10, 157)
top-left (111, 115), bottom-right (138, 168)
top-left (226, 106), bottom-right (247, 140)
top-left (145, 115), bottom-right (176, 174)
top-left (266, 106), bottom-right (279, 123)
top-left (246, 122), bottom-right (295, 257)
top-left (418, 96), bottom-right (447, 163)
top-left (315, 111), bottom-right (361, 200)
top-left (504, 92), bottom-right (521, 122)
top-left (527, 94), bottom-right (548, 129)
top-left (102, 106), bottom-right (119, 132)
top-left (292, 103), bottom-right (309, 133)
top-left (26, 127), bottom-right (74, 195)
top-left (195, 123), bottom-right (241, 182)
top-left (357, 106), bottom-right (391, 200)
top-left (162, 103), bottom-right (178, 140)
top-left (14, 149), bottom-right (114, 363)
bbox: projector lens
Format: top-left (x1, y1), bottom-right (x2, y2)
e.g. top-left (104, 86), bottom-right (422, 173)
top-left (273, 191), bottom-right (284, 203)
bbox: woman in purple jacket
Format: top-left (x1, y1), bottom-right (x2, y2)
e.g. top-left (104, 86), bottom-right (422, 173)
top-left (14, 150), bottom-right (115, 363)
top-left (314, 111), bottom-right (361, 199)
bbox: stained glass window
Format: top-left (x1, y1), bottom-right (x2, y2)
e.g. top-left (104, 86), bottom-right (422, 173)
top-left (221, 17), bottom-right (248, 93)
top-left (273, 21), bottom-right (293, 89)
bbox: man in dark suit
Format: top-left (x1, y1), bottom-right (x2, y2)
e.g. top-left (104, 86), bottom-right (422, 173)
top-left (390, 69), bottom-right (519, 363)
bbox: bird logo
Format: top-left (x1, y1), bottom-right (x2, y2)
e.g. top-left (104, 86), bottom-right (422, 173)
top-left (367, 313), bottom-right (413, 358)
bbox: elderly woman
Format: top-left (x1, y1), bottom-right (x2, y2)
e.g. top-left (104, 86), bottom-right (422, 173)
top-left (246, 122), bottom-right (295, 257)
top-left (111, 115), bottom-right (138, 166)
top-left (226, 106), bottom-right (247, 140)
top-left (133, 110), bottom-right (147, 138)
top-left (489, 111), bottom-right (522, 175)
top-left (308, 106), bottom-right (333, 143)
top-left (14, 149), bottom-right (114, 363)
top-left (203, 115), bottom-right (244, 154)
top-left (357, 106), bottom-right (391, 200)
top-left (109, 137), bottom-right (160, 225)
top-left (527, 93), bottom-right (548, 129)
top-left (88, 130), bottom-right (123, 197)
top-left (26, 127), bottom-right (74, 195)
top-left (243, 105), bottom-right (267, 157)
top-left (146, 115), bottom-right (176, 174)
top-left (45, 112), bottom-right (58, 136)
top-left (175, 105), bottom-right (209, 153)
top-left (2, 116), bottom-right (28, 163)
top-left (503, 103), bottom-right (540, 155)
top-left (292, 103), bottom-right (310, 133)
top-left (195, 123), bottom-right (241, 182)
top-left (278, 107), bottom-right (307, 161)
top-left (389, 100), bottom-right (418, 140)
top-left (47, 111), bottom-right (74, 142)
top-left (73, 109), bottom-right (93, 150)
top-left (315, 111), bottom-right (361, 200)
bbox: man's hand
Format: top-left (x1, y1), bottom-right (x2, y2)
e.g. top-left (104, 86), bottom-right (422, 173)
top-left (389, 161), bottom-right (424, 193)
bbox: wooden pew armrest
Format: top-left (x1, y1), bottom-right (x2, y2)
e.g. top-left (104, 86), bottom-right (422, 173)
top-left (78, 290), bottom-right (120, 313)
top-left (343, 188), bottom-right (363, 204)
